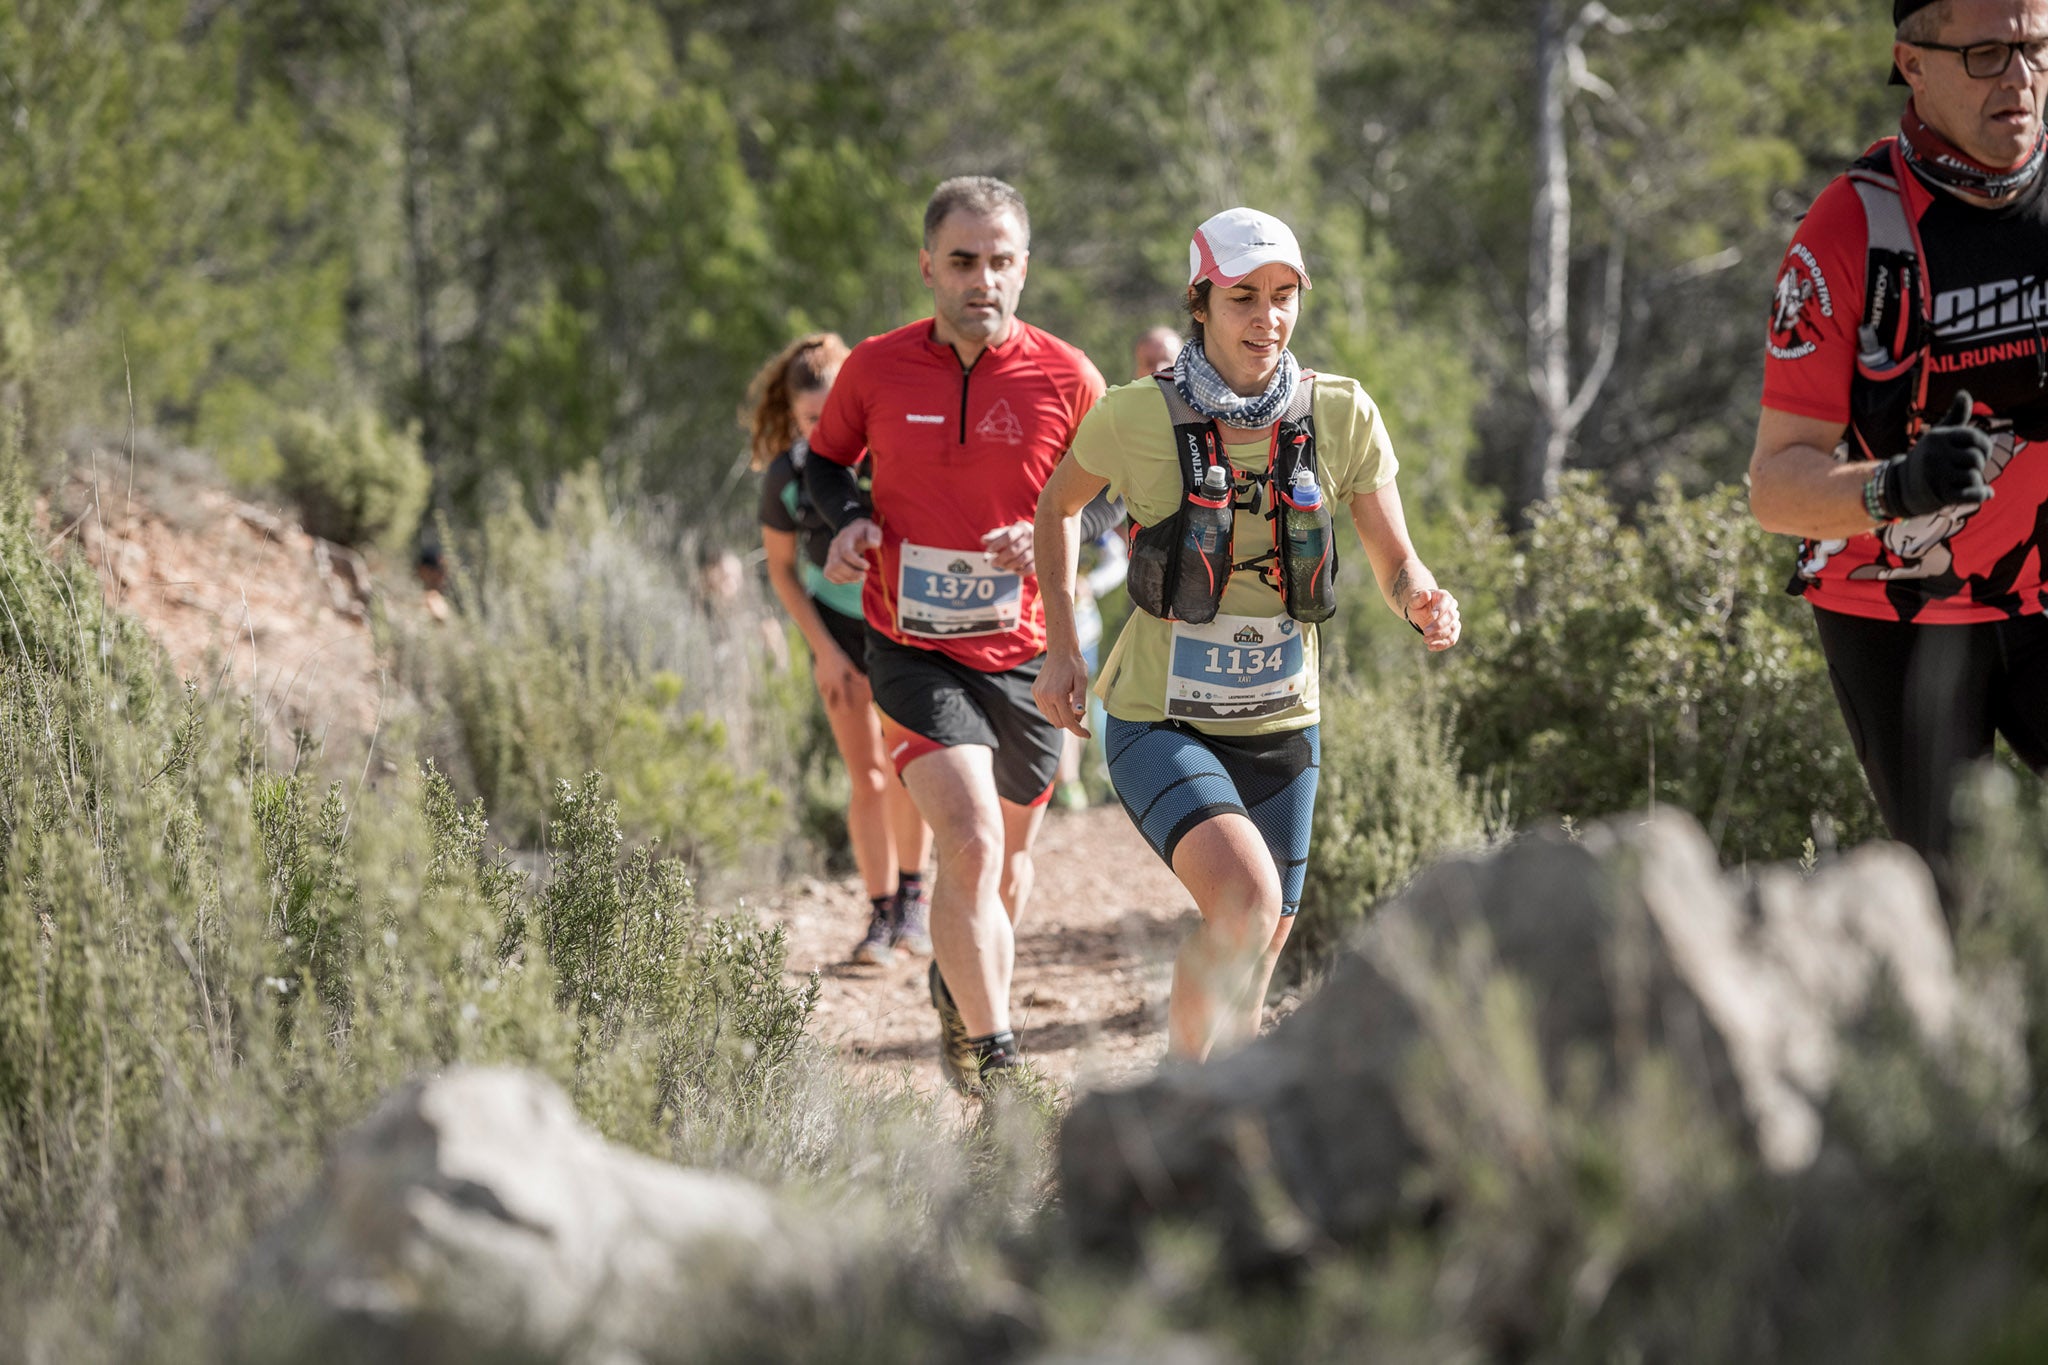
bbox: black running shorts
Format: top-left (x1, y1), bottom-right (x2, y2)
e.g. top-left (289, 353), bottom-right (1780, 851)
top-left (865, 628), bottom-right (1061, 806)
top-left (815, 600), bottom-right (870, 677)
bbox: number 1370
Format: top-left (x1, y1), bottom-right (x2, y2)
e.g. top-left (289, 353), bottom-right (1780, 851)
top-left (923, 575), bottom-right (999, 602)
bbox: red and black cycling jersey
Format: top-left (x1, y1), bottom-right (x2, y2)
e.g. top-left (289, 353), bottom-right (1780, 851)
top-left (808, 317), bottom-right (1105, 671)
top-left (1763, 137), bottom-right (2048, 624)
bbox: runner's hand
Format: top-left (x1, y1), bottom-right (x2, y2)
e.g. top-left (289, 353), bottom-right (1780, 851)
top-left (1032, 649), bottom-right (1092, 737)
top-left (813, 644), bottom-right (860, 710)
top-left (981, 521), bottom-right (1034, 573)
top-left (1406, 587), bottom-right (1461, 653)
top-left (825, 519), bottom-right (881, 584)
top-left (1886, 391), bottom-right (1994, 518)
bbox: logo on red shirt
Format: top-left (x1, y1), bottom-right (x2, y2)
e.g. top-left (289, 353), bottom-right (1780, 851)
top-left (1769, 244), bottom-right (1833, 361)
top-left (975, 398), bottom-right (1025, 446)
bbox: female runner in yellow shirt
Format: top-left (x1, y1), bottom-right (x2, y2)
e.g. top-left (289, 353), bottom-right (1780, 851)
top-left (1033, 208), bottom-right (1460, 1061)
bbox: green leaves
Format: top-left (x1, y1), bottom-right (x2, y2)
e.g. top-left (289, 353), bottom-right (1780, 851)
top-left (0, 0), bottom-right (1920, 529)
top-left (1441, 475), bottom-right (1884, 862)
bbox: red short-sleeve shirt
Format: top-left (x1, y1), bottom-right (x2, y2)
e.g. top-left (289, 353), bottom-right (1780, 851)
top-left (809, 318), bottom-right (1105, 670)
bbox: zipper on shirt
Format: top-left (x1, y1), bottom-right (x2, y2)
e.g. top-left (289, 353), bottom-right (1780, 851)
top-left (957, 351), bottom-right (984, 444)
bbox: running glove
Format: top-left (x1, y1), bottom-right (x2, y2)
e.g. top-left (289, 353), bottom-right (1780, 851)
top-left (1877, 390), bottom-right (1994, 519)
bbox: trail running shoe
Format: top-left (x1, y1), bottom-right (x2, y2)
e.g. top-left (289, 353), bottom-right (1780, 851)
top-left (891, 884), bottom-right (932, 956)
top-left (929, 962), bottom-right (981, 1094)
top-left (974, 1036), bottom-right (1022, 1090)
top-left (852, 902), bottom-right (897, 966)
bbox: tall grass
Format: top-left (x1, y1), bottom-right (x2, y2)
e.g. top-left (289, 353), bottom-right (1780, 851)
top-left (389, 468), bottom-right (818, 882)
top-left (0, 447), bottom-right (1020, 1363)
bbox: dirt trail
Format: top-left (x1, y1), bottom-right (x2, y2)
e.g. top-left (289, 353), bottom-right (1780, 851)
top-left (749, 804), bottom-right (1202, 1101)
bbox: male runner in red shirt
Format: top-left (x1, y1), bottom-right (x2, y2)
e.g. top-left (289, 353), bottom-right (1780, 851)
top-left (806, 176), bottom-right (1106, 1092)
top-left (1751, 0), bottom-right (2048, 914)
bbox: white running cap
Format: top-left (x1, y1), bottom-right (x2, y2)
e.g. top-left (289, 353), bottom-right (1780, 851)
top-left (1188, 207), bottom-right (1312, 290)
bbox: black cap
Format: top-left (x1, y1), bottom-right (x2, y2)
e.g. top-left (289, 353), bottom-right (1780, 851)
top-left (1891, 0), bottom-right (1940, 84)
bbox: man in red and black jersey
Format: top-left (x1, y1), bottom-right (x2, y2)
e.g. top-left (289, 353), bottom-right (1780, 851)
top-left (1752, 0), bottom-right (2048, 913)
top-left (805, 176), bottom-right (1107, 1092)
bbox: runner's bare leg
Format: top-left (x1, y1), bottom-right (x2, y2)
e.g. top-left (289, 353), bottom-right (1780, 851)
top-left (998, 797), bottom-right (1045, 923)
top-left (903, 745), bottom-right (1013, 1038)
top-left (888, 756), bottom-right (934, 876)
top-left (820, 674), bottom-right (896, 898)
top-left (1165, 814), bottom-right (1284, 1060)
top-left (1240, 915), bottom-right (1295, 1043)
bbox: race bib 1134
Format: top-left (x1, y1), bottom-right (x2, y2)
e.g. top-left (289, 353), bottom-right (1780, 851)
top-left (1165, 614), bottom-right (1305, 722)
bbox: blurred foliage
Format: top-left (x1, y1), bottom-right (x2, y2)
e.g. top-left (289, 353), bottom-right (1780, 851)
top-left (274, 405), bottom-right (430, 550)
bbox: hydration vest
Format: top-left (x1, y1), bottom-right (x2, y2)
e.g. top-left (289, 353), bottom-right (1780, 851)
top-left (1785, 141), bottom-right (1938, 599)
top-left (1846, 140), bottom-right (1936, 463)
top-left (1124, 373), bottom-right (1337, 624)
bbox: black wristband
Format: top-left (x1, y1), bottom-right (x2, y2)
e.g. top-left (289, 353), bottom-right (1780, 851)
top-left (1863, 468), bottom-right (1894, 523)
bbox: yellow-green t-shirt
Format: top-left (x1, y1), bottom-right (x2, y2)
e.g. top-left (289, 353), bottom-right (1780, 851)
top-left (1070, 373), bottom-right (1397, 735)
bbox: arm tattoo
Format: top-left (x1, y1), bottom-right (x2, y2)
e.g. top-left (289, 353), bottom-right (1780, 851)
top-left (1392, 567), bottom-right (1415, 621)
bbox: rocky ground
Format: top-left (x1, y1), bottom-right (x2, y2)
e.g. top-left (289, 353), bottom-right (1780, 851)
top-left (46, 453), bottom-right (412, 770)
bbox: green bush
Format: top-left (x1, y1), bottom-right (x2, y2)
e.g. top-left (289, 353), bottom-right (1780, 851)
top-left (531, 772), bottom-right (818, 1147)
top-left (274, 405), bottom-right (430, 551)
top-left (1295, 675), bottom-right (1489, 962)
top-left (0, 259), bottom-right (33, 456)
top-left (395, 471), bottom-right (798, 876)
top-left (0, 459), bottom-right (902, 1358)
top-left (1441, 474), bottom-right (1883, 863)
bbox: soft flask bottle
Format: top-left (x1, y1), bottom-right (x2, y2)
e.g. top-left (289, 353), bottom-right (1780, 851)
top-left (1279, 464), bottom-right (1336, 623)
top-left (1128, 463), bottom-right (1234, 621)
top-left (1168, 464), bottom-right (1234, 622)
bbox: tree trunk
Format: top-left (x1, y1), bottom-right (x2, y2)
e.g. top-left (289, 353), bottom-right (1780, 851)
top-left (1517, 0), bottom-right (1627, 526)
top-left (1522, 0), bottom-right (1572, 521)
top-left (386, 5), bottom-right (442, 477)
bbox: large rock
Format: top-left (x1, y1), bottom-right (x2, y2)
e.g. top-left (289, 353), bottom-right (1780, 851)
top-left (228, 1068), bottom-right (856, 1363)
top-left (1059, 812), bottom-right (1963, 1273)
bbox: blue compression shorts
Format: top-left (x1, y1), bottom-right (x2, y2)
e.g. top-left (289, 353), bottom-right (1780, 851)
top-left (1103, 717), bottom-right (1320, 916)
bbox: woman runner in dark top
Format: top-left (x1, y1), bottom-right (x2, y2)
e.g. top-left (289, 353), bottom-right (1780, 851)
top-left (749, 334), bottom-right (933, 964)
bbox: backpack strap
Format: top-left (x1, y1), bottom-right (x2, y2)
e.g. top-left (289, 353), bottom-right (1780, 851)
top-left (1271, 371), bottom-right (1318, 494)
top-left (1845, 140), bottom-right (1936, 460)
top-left (1848, 156), bottom-right (1928, 382)
top-left (1153, 376), bottom-right (1226, 497)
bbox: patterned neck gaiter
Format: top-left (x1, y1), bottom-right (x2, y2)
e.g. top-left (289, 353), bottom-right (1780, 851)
top-left (1173, 341), bottom-right (1301, 430)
